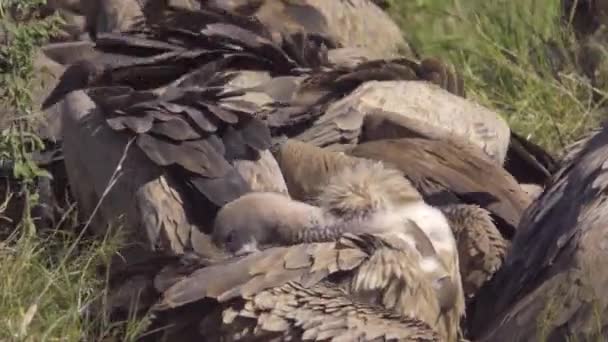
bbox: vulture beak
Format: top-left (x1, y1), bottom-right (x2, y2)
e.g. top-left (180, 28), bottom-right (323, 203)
top-left (41, 60), bottom-right (100, 110)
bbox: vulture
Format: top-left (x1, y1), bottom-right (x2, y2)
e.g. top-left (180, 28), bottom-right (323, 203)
top-left (80, 0), bottom-right (171, 40)
top-left (274, 138), bottom-right (526, 304)
top-left (205, 0), bottom-right (413, 59)
top-left (468, 121), bottom-right (608, 341)
top-left (147, 159), bottom-right (465, 341)
top-left (40, 5), bottom-right (474, 225)
top-left (40, 6), bottom-right (337, 228)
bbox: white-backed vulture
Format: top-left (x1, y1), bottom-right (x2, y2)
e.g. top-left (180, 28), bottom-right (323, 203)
top-left (468, 122), bottom-right (608, 341)
top-left (273, 138), bottom-right (520, 303)
top-left (153, 161), bottom-right (464, 340)
top-left (237, 147), bottom-right (464, 338)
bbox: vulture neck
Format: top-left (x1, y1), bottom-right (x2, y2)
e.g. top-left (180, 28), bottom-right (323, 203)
top-left (276, 206), bottom-right (400, 245)
top-left (279, 206), bottom-right (348, 245)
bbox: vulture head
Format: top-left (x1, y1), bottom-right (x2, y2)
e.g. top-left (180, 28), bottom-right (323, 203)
top-left (41, 59), bottom-right (103, 109)
top-left (211, 191), bottom-right (325, 255)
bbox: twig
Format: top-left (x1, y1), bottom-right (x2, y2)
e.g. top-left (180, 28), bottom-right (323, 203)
top-left (20, 136), bottom-right (137, 337)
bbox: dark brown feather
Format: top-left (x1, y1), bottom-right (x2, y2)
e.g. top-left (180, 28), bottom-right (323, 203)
top-left (42, 6), bottom-right (345, 221)
top-left (469, 122), bottom-right (608, 341)
top-left (106, 113), bottom-right (154, 133)
top-left (149, 117), bottom-right (202, 140)
top-left (505, 131), bottom-right (558, 185)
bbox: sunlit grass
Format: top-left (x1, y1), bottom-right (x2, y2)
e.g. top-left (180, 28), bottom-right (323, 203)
top-left (0, 2), bottom-right (149, 340)
top-left (389, 0), bottom-right (605, 153)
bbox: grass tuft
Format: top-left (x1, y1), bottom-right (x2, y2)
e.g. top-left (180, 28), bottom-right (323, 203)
top-left (0, 2), bottom-right (147, 340)
top-left (389, 0), bottom-right (606, 153)
top-left (0, 230), bottom-right (120, 341)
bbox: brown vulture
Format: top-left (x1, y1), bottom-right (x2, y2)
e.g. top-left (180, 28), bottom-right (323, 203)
top-left (468, 121), bottom-right (608, 341)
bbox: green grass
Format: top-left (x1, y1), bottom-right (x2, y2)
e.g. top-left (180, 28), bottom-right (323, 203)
top-left (0, 2), bottom-right (148, 341)
top-left (0, 0), bottom-right (605, 341)
top-left (389, 0), bottom-right (605, 153)
top-left (0, 230), bottom-right (114, 341)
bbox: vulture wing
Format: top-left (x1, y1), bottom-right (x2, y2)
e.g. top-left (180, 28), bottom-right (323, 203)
top-left (200, 282), bottom-right (442, 342)
top-left (88, 83), bottom-right (271, 222)
top-left (273, 139), bottom-right (358, 200)
top-left (469, 122), bottom-right (608, 341)
top-left (153, 233), bottom-right (447, 339)
top-left (264, 57), bottom-right (465, 148)
top-left (440, 204), bottom-right (508, 300)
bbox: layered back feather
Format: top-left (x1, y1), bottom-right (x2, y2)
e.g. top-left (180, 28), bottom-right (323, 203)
top-left (153, 233), bottom-right (449, 340)
top-left (43, 6), bottom-right (338, 226)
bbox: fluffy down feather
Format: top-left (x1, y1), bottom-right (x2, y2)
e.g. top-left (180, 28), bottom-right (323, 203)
top-left (440, 204), bottom-right (508, 300)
